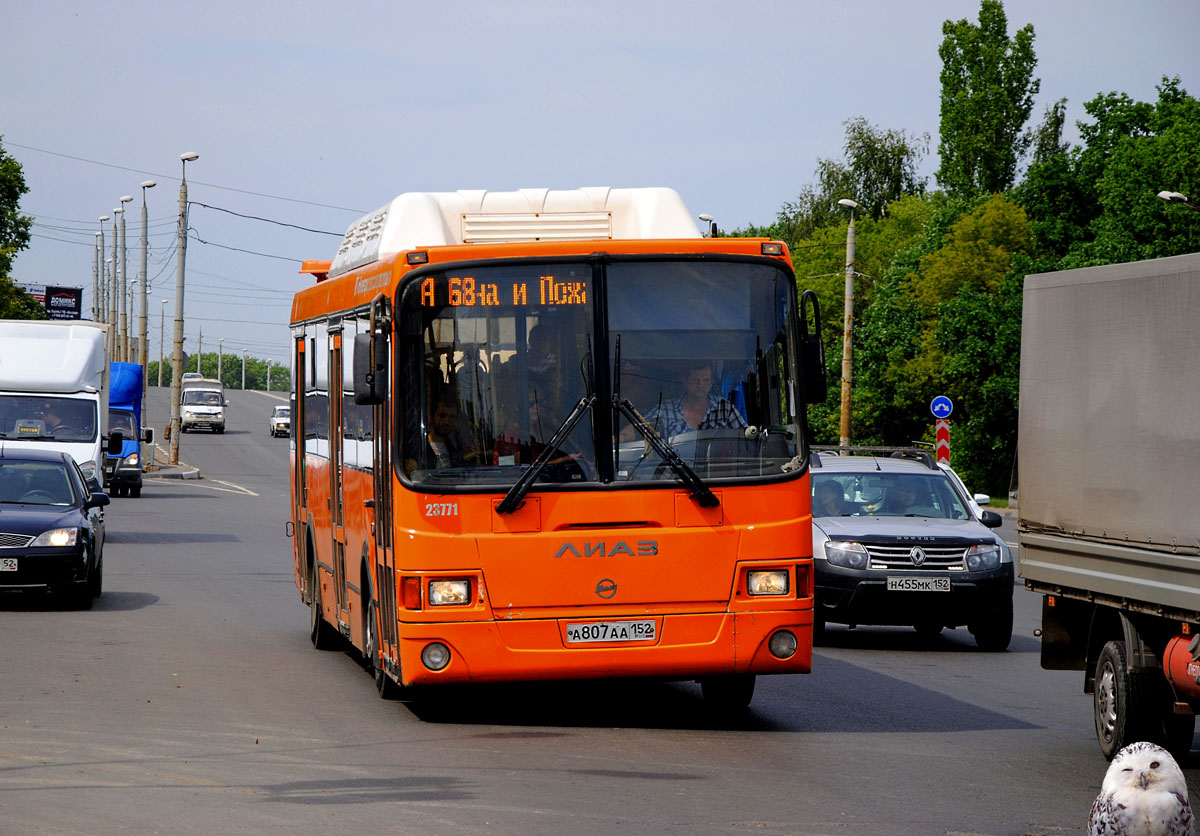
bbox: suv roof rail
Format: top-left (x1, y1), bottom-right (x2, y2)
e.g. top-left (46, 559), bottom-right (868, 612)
top-left (811, 445), bottom-right (938, 471)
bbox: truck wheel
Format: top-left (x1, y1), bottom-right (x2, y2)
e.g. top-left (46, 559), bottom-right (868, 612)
top-left (130, 485), bottom-right (141, 498)
top-left (970, 595), bottom-right (1013, 651)
top-left (1094, 640), bottom-right (1158, 760)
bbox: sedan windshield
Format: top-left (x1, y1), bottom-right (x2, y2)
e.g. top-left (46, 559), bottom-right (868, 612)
top-left (0, 461), bottom-right (77, 506)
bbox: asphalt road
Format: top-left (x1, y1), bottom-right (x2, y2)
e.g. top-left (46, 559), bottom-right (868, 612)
top-left (1, 387), bottom-right (1192, 835)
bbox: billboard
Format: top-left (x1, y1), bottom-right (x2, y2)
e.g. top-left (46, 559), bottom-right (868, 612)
top-left (44, 286), bottom-right (83, 320)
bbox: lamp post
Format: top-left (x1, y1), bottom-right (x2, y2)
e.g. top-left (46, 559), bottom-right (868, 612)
top-left (837, 198), bottom-right (859, 449)
top-left (138, 181), bottom-right (155, 389)
top-left (218, 338), bottom-right (224, 384)
top-left (1158, 190), bottom-right (1200, 211)
top-left (118, 195), bottom-right (133, 360)
top-left (97, 217), bottom-right (109, 323)
top-left (242, 349), bottom-right (247, 390)
top-left (159, 299), bottom-right (168, 387)
top-left (93, 232), bottom-right (102, 322)
top-left (197, 328), bottom-right (203, 375)
top-left (110, 207), bottom-right (121, 357)
top-left (168, 151), bottom-right (199, 465)
top-left (266, 359), bottom-right (272, 392)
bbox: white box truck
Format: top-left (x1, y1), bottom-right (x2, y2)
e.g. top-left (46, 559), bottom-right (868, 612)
top-left (1018, 252), bottom-right (1200, 760)
top-left (180, 377), bottom-right (226, 433)
top-left (0, 320), bottom-right (110, 485)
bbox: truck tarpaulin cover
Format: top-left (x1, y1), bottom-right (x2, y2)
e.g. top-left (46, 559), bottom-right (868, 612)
top-left (110, 362), bottom-right (143, 430)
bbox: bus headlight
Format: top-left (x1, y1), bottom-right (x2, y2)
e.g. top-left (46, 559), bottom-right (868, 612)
top-left (428, 579), bottom-right (470, 606)
top-left (747, 570), bottom-right (789, 596)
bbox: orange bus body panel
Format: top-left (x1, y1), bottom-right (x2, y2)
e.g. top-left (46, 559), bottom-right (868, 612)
top-left (290, 232), bottom-right (813, 691)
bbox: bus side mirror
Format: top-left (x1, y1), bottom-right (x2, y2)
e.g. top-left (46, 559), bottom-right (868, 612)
top-left (799, 289), bottom-right (828, 404)
top-left (353, 332), bottom-right (387, 405)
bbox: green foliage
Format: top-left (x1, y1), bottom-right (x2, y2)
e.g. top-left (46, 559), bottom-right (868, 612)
top-left (148, 353), bottom-right (288, 391)
top-left (0, 279), bottom-right (48, 320)
top-left (937, 0), bottom-right (1039, 195)
top-left (0, 137), bottom-right (34, 282)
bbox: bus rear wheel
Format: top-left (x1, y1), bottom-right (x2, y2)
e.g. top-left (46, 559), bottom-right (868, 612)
top-left (699, 674), bottom-right (756, 711)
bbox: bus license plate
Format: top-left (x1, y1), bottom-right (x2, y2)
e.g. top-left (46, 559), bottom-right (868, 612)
top-left (566, 620), bottom-right (656, 644)
top-left (1, 558), bottom-right (17, 571)
top-left (887, 576), bottom-right (950, 592)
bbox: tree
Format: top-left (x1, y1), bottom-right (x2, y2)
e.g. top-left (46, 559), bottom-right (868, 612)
top-left (0, 138), bottom-right (41, 319)
top-left (768, 117), bottom-right (929, 244)
top-left (937, 0), bottom-right (1039, 196)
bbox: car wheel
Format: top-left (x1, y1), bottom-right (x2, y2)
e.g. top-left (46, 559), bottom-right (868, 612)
top-left (309, 564), bottom-right (340, 650)
top-left (699, 674), bottom-right (756, 711)
top-left (970, 595), bottom-right (1013, 651)
top-left (88, 550), bottom-right (103, 598)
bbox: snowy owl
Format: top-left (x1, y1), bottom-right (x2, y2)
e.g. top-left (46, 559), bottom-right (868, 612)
top-left (1088, 742), bottom-right (1192, 836)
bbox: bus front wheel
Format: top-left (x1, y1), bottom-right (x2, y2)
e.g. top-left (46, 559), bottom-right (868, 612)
top-left (699, 674), bottom-right (756, 711)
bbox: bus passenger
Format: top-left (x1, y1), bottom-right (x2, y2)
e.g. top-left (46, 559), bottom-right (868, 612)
top-left (641, 362), bottom-right (747, 439)
top-left (420, 396), bottom-right (467, 470)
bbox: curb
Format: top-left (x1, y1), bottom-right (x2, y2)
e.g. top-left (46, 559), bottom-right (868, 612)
top-left (145, 467), bottom-right (202, 480)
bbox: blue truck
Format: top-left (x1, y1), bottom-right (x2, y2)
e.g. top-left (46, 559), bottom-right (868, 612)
top-left (104, 362), bottom-right (154, 497)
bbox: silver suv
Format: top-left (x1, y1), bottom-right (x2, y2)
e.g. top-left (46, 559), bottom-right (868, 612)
top-left (810, 449), bottom-right (1012, 650)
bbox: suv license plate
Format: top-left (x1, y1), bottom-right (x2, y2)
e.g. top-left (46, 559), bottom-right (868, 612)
top-left (566, 620), bottom-right (656, 644)
top-left (887, 576), bottom-right (950, 592)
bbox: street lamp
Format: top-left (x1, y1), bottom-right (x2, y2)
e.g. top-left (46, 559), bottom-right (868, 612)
top-left (218, 338), bottom-right (224, 383)
top-left (138, 181), bottom-right (155, 388)
top-left (97, 216), bottom-right (109, 324)
top-left (837, 198), bottom-right (859, 449)
top-left (93, 231), bottom-right (102, 322)
top-left (242, 349), bottom-right (247, 390)
top-left (118, 194), bottom-right (133, 360)
top-left (168, 151), bottom-right (199, 465)
top-left (110, 207), bottom-right (121, 357)
top-left (159, 299), bottom-right (168, 387)
top-left (1157, 190), bottom-right (1200, 211)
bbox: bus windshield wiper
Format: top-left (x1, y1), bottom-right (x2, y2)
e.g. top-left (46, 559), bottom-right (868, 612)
top-left (495, 394), bottom-right (595, 515)
top-left (612, 336), bottom-right (719, 508)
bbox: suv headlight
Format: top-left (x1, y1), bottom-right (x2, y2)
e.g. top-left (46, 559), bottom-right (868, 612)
top-left (965, 543), bottom-right (1001, 571)
top-left (32, 528), bottom-right (79, 547)
top-left (825, 541), bottom-right (869, 570)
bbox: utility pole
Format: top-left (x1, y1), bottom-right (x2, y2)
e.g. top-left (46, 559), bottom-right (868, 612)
top-left (118, 195), bottom-right (133, 360)
top-left (110, 209), bottom-right (119, 358)
top-left (139, 181), bottom-right (155, 393)
top-left (168, 152), bottom-right (199, 465)
top-left (92, 232), bottom-right (101, 322)
top-left (837, 198), bottom-right (859, 449)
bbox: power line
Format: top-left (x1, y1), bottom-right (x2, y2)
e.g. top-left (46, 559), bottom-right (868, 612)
top-left (190, 202), bottom-right (343, 236)
top-left (4, 140), bottom-right (367, 213)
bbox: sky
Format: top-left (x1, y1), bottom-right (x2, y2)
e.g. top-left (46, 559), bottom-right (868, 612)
top-left (3, 0), bottom-right (1197, 368)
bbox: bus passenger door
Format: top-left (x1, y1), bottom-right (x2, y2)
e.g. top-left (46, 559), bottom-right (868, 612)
top-left (292, 334), bottom-right (308, 596)
top-left (328, 330), bottom-right (349, 629)
top-left (371, 329), bottom-right (397, 660)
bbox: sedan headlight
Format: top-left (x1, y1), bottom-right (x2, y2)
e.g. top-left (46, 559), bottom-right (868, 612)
top-left (428, 579), bottom-right (471, 606)
top-left (825, 541), bottom-right (869, 570)
top-left (32, 528), bottom-right (79, 547)
top-left (965, 543), bottom-right (1001, 571)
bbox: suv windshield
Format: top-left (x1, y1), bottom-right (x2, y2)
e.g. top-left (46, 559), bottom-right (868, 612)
top-left (812, 470), bottom-right (970, 520)
top-left (396, 257), bottom-right (804, 490)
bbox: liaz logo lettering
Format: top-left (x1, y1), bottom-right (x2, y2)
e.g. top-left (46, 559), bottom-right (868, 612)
top-left (553, 541), bottom-right (658, 558)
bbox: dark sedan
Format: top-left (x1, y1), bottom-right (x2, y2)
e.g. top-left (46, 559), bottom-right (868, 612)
top-left (0, 448), bottom-right (109, 609)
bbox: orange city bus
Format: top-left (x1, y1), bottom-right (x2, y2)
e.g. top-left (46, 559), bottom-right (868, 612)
top-left (289, 187), bottom-right (827, 709)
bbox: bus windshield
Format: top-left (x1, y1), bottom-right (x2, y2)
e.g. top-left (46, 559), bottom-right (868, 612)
top-left (397, 257), bottom-right (802, 489)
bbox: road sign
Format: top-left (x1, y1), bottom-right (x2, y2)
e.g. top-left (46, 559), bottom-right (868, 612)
top-left (936, 419), bottom-right (950, 463)
top-left (930, 395), bottom-right (953, 418)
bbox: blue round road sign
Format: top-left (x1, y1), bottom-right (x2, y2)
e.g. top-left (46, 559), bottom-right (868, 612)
top-left (930, 395), bottom-right (953, 418)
